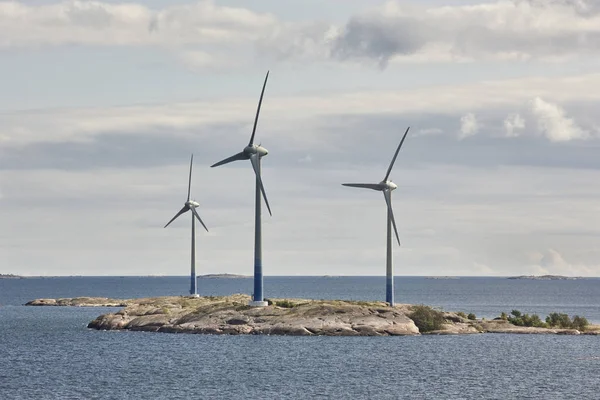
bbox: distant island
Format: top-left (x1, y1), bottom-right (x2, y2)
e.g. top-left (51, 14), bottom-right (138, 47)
top-left (24, 295), bottom-right (600, 337)
top-left (199, 274), bottom-right (250, 279)
top-left (507, 275), bottom-right (582, 280)
top-left (0, 274), bottom-right (24, 279)
top-left (425, 276), bottom-right (460, 280)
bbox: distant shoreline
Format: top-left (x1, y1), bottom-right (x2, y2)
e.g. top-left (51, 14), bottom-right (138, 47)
top-left (507, 275), bottom-right (582, 280)
top-left (2, 274), bottom-right (598, 279)
top-left (0, 274), bottom-right (24, 279)
top-left (199, 274), bottom-right (250, 279)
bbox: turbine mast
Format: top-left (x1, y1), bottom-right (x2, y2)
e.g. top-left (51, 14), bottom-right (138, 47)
top-left (252, 157), bottom-right (265, 305)
top-left (386, 195), bottom-right (394, 306)
top-left (191, 212), bottom-right (197, 296)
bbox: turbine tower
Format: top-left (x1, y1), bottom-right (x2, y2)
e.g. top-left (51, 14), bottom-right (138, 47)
top-left (210, 71), bottom-right (272, 307)
top-left (164, 154), bottom-right (209, 297)
top-left (342, 126), bottom-right (411, 307)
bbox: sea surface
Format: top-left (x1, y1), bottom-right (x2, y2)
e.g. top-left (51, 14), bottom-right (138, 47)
top-left (1, 276), bottom-right (599, 399)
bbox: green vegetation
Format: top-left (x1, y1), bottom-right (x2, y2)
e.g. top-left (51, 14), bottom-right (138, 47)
top-left (571, 316), bottom-right (589, 331)
top-left (467, 313), bottom-right (477, 320)
top-left (456, 311), bottom-right (467, 319)
top-left (501, 310), bottom-right (590, 331)
top-left (546, 313), bottom-right (589, 330)
top-left (274, 300), bottom-right (297, 308)
top-left (506, 310), bottom-right (546, 327)
top-left (409, 305), bottom-right (446, 333)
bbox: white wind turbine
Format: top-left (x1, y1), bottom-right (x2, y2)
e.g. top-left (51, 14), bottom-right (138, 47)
top-left (342, 127), bottom-right (411, 306)
top-left (164, 154), bottom-right (209, 297)
top-left (210, 71), bottom-right (272, 307)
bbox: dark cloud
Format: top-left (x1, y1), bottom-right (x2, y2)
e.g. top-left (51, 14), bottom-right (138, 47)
top-left (0, 123), bottom-right (244, 171)
top-left (331, 15), bottom-right (430, 68)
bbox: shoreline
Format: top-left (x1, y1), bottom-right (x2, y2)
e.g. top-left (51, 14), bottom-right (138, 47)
top-left (25, 295), bottom-right (600, 337)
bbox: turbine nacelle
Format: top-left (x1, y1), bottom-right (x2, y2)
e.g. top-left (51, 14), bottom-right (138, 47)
top-left (382, 181), bottom-right (397, 191)
top-left (164, 154), bottom-right (209, 232)
top-left (244, 144), bottom-right (268, 158)
top-left (186, 200), bottom-right (200, 208)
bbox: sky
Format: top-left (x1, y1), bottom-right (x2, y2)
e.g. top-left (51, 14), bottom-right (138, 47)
top-left (2, 0), bottom-right (600, 277)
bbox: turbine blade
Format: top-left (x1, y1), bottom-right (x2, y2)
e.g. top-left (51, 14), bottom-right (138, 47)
top-left (164, 205), bottom-right (189, 228)
top-left (383, 126), bottom-right (411, 181)
top-left (383, 190), bottom-right (401, 246)
top-left (187, 154), bottom-right (193, 202)
top-left (341, 183), bottom-right (382, 191)
top-left (210, 152), bottom-right (247, 168)
top-left (191, 207), bottom-right (209, 233)
top-left (248, 71), bottom-right (269, 146)
top-left (249, 154), bottom-right (272, 216)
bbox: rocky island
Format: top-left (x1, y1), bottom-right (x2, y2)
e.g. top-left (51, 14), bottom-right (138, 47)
top-left (0, 274), bottom-right (24, 279)
top-left (25, 294), bottom-right (600, 336)
top-left (507, 275), bottom-right (582, 280)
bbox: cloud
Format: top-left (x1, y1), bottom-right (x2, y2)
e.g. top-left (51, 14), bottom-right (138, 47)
top-left (528, 248), bottom-right (597, 276)
top-left (327, 0), bottom-right (600, 67)
top-left (2, 1), bottom-right (600, 69)
top-left (504, 113), bottom-right (526, 137)
top-left (0, 1), bottom-right (278, 47)
top-left (530, 97), bottom-right (589, 142)
top-left (3, 73), bottom-right (600, 148)
top-left (459, 113), bottom-right (479, 139)
top-left (415, 128), bottom-right (443, 137)
top-left (178, 50), bottom-right (234, 70)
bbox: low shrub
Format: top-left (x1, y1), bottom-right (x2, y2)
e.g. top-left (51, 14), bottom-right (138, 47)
top-left (275, 300), bottom-right (297, 308)
top-left (507, 310), bottom-right (547, 327)
top-left (467, 313), bottom-right (477, 320)
top-left (456, 311), bottom-right (467, 319)
top-left (571, 315), bottom-right (589, 331)
top-left (503, 310), bottom-right (590, 330)
top-left (409, 305), bottom-right (445, 333)
top-left (546, 313), bottom-right (572, 328)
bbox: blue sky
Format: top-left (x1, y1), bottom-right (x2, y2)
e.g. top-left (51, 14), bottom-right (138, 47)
top-left (2, 0), bottom-right (600, 276)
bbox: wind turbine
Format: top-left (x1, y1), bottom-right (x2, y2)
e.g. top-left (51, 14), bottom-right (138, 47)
top-left (342, 126), bottom-right (411, 307)
top-left (164, 154), bottom-right (209, 297)
top-left (210, 71), bottom-right (272, 307)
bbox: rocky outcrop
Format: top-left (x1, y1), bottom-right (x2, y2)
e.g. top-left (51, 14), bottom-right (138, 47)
top-left (25, 297), bottom-right (130, 307)
top-left (86, 295), bottom-right (420, 336)
top-left (25, 294), bottom-right (600, 336)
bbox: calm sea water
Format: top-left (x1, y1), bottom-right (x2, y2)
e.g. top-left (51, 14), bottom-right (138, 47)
top-left (1, 276), bottom-right (599, 399)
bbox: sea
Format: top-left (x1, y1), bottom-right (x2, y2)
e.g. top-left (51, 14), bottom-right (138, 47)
top-left (1, 276), bottom-right (599, 399)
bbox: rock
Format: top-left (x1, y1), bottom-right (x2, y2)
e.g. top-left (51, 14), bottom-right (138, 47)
top-left (26, 297), bottom-right (128, 307)
top-left (226, 317), bottom-right (250, 325)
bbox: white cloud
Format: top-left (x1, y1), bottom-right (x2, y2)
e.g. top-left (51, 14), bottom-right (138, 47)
top-left (458, 113), bottom-right (479, 139)
top-left (504, 113), bottom-right (526, 137)
top-left (0, 1), bottom-right (278, 47)
top-left (531, 97), bottom-right (589, 142)
top-left (2, 0), bottom-right (600, 68)
top-left (329, 0), bottom-right (600, 67)
top-left (178, 50), bottom-right (233, 70)
top-left (528, 248), bottom-right (598, 276)
top-left (415, 128), bottom-right (443, 137)
top-left (3, 73), bottom-right (600, 147)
